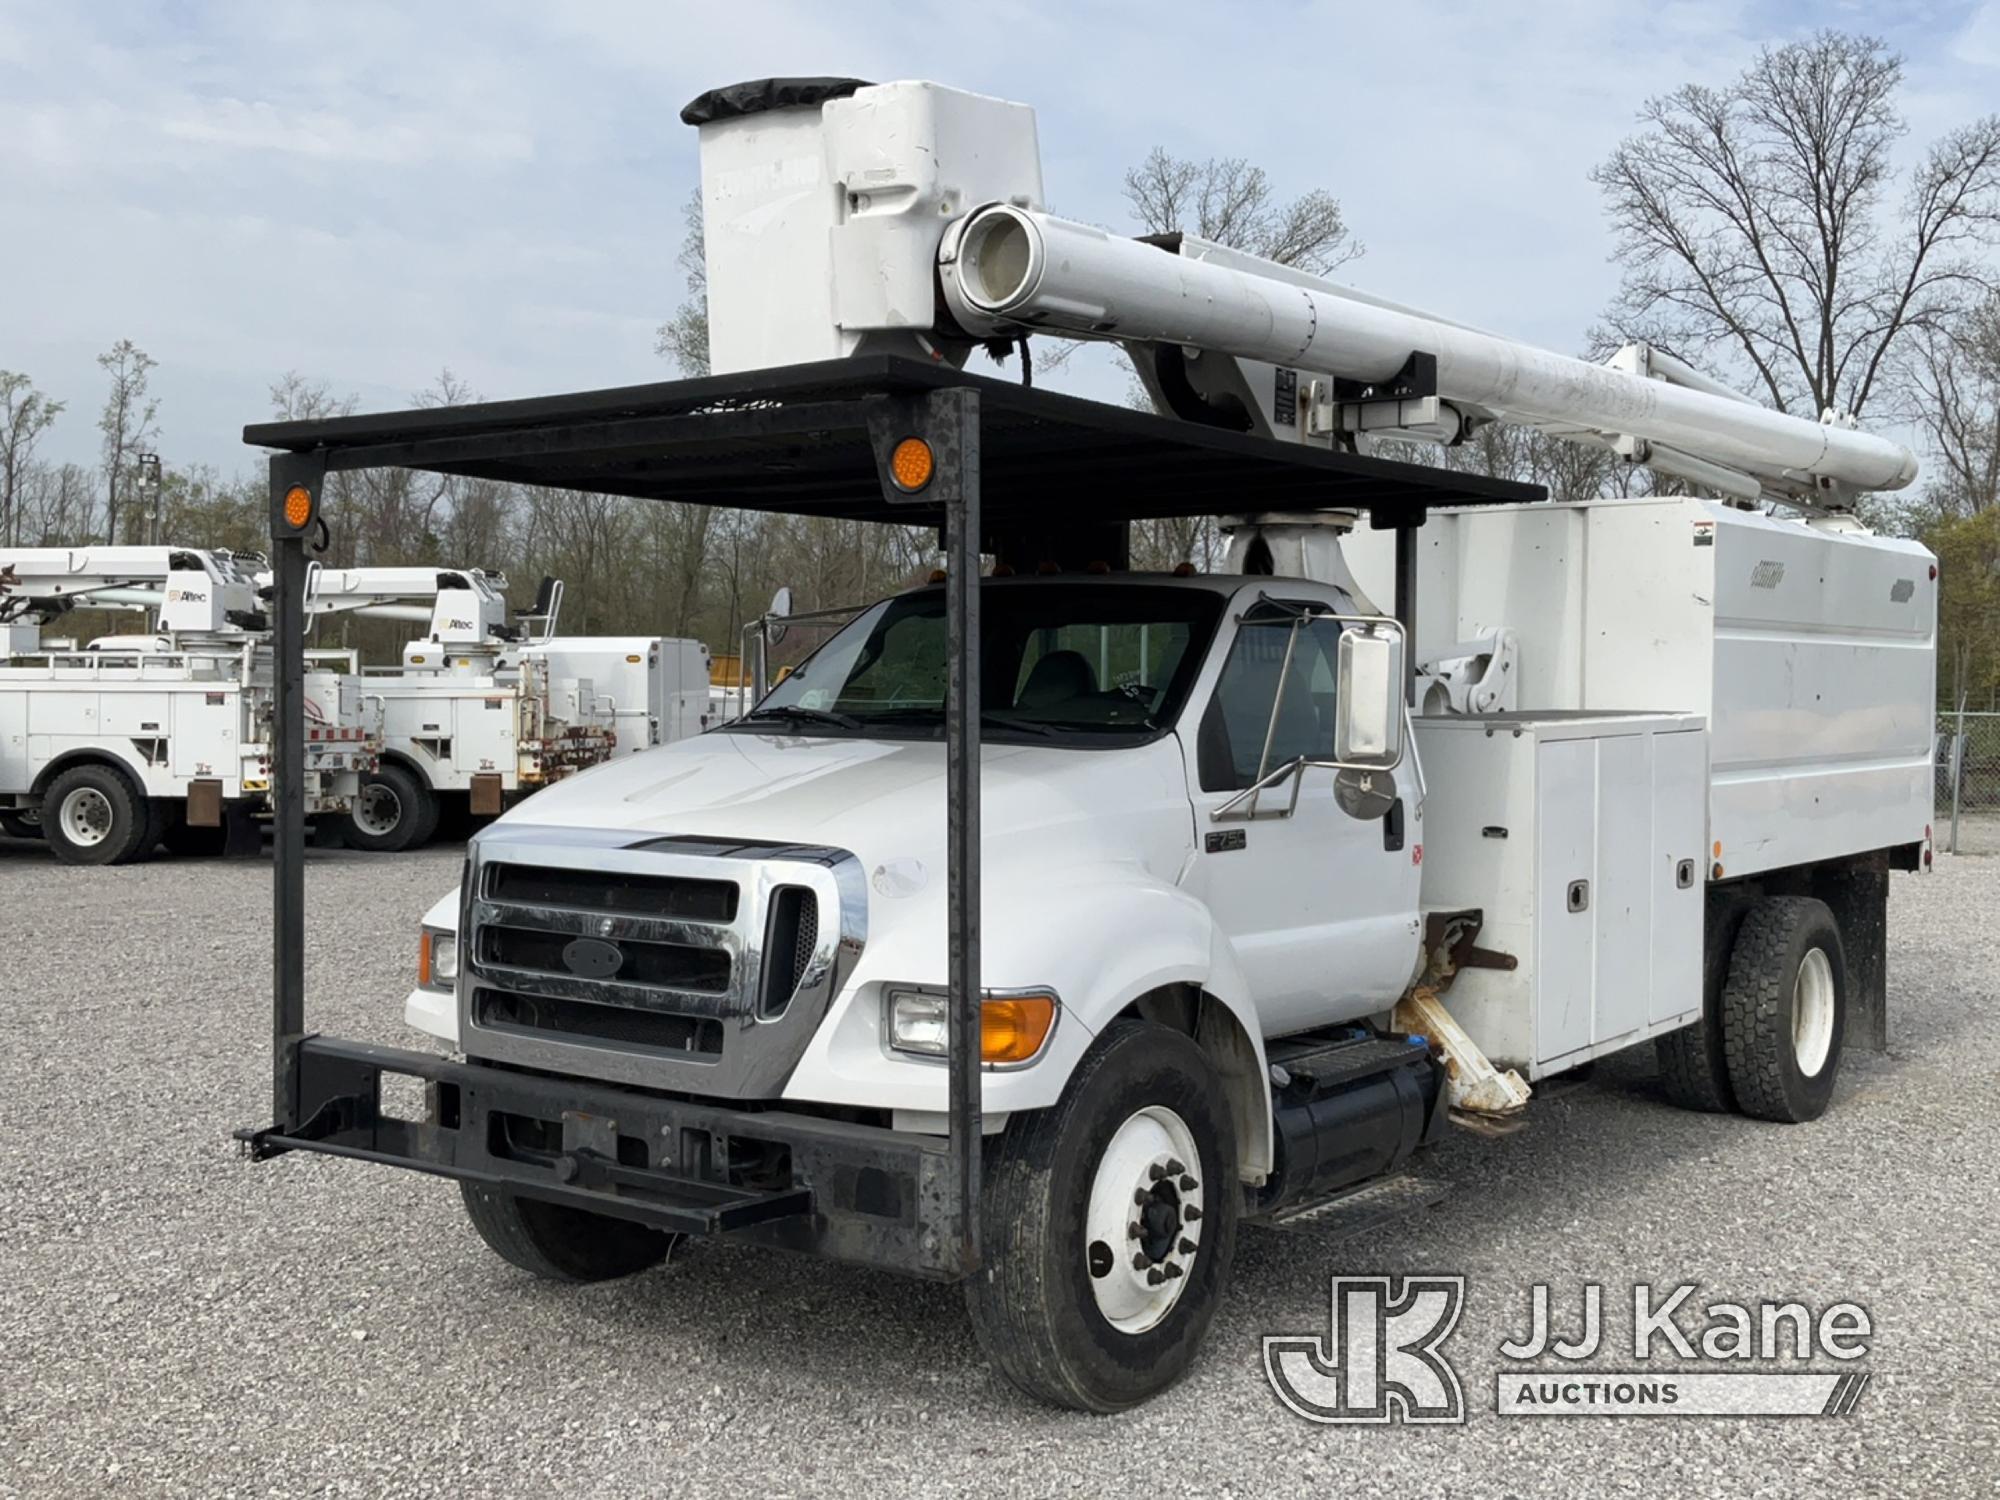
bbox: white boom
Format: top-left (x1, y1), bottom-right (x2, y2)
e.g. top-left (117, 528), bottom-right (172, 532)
top-left (938, 205), bottom-right (1917, 503)
top-left (0, 546), bottom-right (264, 639)
top-left (691, 78), bottom-right (1918, 507)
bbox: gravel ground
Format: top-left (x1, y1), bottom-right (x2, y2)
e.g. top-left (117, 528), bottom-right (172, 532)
top-left (1, 838), bottom-right (1995, 1498)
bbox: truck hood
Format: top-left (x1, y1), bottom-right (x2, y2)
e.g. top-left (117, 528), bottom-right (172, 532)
top-left (500, 727), bottom-right (1197, 884)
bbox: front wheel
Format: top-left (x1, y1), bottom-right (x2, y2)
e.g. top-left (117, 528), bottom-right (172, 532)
top-left (965, 1019), bottom-right (1240, 1412)
top-left (42, 764), bottom-right (151, 865)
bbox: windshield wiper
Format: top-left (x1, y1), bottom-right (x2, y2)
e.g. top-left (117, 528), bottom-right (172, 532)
top-left (864, 706), bottom-right (1059, 738)
top-left (739, 703), bottom-right (863, 731)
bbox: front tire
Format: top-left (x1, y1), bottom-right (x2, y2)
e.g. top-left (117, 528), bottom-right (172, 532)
top-left (1720, 896), bottom-right (1847, 1123)
top-left (459, 1183), bottom-right (679, 1282)
top-left (342, 764), bottom-right (438, 853)
top-left (966, 1019), bottom-right (1240, 1412)
top-left (42, 764), bottom-right (151, 865)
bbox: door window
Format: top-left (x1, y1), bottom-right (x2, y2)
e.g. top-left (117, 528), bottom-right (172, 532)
top-left (1197, 613), bottom-right (1342, 792)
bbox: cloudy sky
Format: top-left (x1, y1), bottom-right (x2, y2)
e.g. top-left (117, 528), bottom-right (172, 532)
top-left (4, 0), bottom-right (1997, 476)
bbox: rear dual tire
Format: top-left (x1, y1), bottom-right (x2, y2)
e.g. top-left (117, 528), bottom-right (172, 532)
top-left (1719, 897), bottom-right (1846, 1123)
top-left (342, 764), bottom-right (439, 853)
top-left (1658, 894), bottom-right (1846, 1124)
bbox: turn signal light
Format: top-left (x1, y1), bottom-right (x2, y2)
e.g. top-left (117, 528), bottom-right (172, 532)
top-left (418, 930), bottom-right (434, 988)
top-left (982, 995), bottom-right (1058, 1064)
top-left (889, 437), bottom-right (935, 492)
top-left (282, 484), bottom-right (314, 530)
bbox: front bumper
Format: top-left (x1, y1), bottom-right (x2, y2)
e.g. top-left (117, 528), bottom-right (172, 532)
top-left (242, 1035), bottom-right (965, 1280)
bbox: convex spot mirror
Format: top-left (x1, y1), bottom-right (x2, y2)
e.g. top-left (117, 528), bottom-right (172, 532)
top-left (766, 586), bottom-right (795, 645)
top-left (1334, 767), bottom-right (1398, 821)
top-left (1334, 620), bottom-right (1405, 772)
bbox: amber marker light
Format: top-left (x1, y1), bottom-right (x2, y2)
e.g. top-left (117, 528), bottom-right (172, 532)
top-left (889, 436), bottom-right (935, 492)
top-left (981, 994), bottom-right (1058, 1065)
top-left (282, 484), bottom-right (314, 530)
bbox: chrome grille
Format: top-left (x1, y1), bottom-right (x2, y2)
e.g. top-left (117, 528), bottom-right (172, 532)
top-left (460, 828), bottom-right (866, 1099)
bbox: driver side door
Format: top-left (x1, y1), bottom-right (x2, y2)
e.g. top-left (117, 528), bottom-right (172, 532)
top-left (1179, 604), bottom-right (1422, 1036)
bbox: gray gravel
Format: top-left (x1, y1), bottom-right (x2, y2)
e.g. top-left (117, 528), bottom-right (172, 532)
top-left (2, 838), bottom-right (1996, 1498)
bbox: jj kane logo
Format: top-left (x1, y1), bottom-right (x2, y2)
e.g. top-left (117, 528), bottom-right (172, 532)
top-left (1264, 1278), bottom-right (1873, 1423)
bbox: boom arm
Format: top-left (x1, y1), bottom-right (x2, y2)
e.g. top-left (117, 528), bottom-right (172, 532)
top-left (0, 546), bottom-right (263, 636)
top-left (690, 77), bottom-right (1918, 508)
top-left (938, 205), bottom-right (1916, 507)
top-left (294, 566), bottom-right (517, 646)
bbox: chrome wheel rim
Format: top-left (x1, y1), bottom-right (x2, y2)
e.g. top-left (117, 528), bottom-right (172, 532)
top-left (1794, 946), bottom-right (1835, 1077)
top-left (59, 787), bottom-right (115, 847)
top-left (353, 783), bottom-right (404, 837)
top-left (1084, 1105), bottom-right (1204, 1334)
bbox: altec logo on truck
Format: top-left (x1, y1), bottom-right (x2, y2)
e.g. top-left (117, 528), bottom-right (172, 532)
top-left (240, 77), bottom-right (1936, 1413)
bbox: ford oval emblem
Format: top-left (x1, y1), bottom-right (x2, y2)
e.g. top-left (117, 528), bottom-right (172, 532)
top-left (562, 937), bottom-right (624, 980)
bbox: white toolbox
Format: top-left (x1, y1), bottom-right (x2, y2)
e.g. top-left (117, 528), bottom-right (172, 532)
top-left (1414, 711), bottom-right (1708, 1078)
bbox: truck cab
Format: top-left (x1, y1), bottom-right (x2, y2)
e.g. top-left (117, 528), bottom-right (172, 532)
top-left (412, 571), bottom-right (1420, 1145)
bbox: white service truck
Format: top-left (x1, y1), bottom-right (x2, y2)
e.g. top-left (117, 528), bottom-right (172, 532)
top-left (250, 78), bottom-right (1935, 1411)
top-left (0, 547), bottom-right (375, 863)
top-left (300, 568), bottom-right (713, 849)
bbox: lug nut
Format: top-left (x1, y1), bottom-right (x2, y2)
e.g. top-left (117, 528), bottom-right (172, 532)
top-left (1148, 1163), bottom-right (1168, 1182)
top-left (1179, 1237), bottom-right (1197, 1255)
top-left (1131, 1252), bottom-right (1149, 1271)
top-left (1163, 1262), bottom-right (1184, 1279)
top-left (1128, 1221), bottom-right (1142, 1241)
top-left (1184, 1206), bottom-right (1203, 1222)
top-left (1164, 1158), bottom-right (1186, 1176)
top-left (1179, 1175), bottom-right (1198, 1192)
top-left (1134, 1188), bottom-right (1151, 1206)
top-left (1146, 1268), bottom-right (1166, 1287)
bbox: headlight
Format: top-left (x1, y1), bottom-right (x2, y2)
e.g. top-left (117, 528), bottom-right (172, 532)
top-left (419, 927), bottom-right (459, 991)
top-left (885, 986), bottom-right (1058, 1066)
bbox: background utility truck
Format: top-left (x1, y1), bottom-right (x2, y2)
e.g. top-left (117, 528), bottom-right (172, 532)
top-left (0, 546), bottom-right (375, 863)
top-left (300, 567), bottom-right (713, 850)
top-left (246, 78), bottom-right (1934, 1412)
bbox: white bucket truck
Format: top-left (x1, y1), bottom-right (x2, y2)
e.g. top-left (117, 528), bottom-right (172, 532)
top-left (0, 546), bottom-right (375, 863)
top-left (298, 570), bottom-right (711, 849)
top-left (245, 78), bottom-right (1934, 1412)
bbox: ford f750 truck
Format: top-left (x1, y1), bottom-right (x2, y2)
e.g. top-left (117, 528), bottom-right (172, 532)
top-left (242, 78), bottom-right (1934, 1411)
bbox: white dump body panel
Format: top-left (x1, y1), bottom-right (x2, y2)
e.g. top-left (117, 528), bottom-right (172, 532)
top-left (1414, 712), bottom-right (1707, 1077)
top-left (1349, 498), bottom-right (1935, 876)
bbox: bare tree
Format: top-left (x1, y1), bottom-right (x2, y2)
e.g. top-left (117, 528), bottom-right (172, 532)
top-left (97, 339), bottom-right (159, 545)
top-left (655, 188), bottom-right (711, 376)
top-left (0, 371), bottom-right (64, 546)
top-left (1592, 31), bottom-right (2000, 422)
top-left (1909, 295), bottom-right (2000, 518)
top-left (1122, 148), bottom-right (1362, 274)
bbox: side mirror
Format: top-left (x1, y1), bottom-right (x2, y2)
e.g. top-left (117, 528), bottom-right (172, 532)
top-left (766, 585), bottom-right (795, 645)
top-left (1334, 621), bottom-right (1405, 770)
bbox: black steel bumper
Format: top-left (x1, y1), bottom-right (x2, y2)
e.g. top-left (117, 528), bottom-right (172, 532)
top-left (241, 1035), bottom-right (965, 1280)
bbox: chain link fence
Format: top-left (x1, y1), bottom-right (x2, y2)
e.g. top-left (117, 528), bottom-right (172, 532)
top-left (1938, 711), bottom-right (2000, 854)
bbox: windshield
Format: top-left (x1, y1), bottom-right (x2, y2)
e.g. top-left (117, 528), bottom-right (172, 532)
top-left (731, 582), bottom-right (1225, 745)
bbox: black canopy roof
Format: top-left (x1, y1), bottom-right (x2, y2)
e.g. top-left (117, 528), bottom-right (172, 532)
top-left (243, 355), bottom-right (1543, 528)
